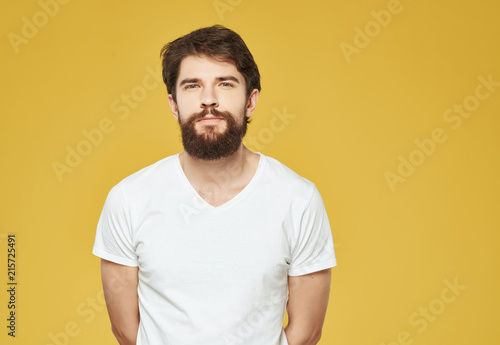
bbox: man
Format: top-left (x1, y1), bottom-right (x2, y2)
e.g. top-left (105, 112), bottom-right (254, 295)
top-left (92, 24), bottom-right (337, 345)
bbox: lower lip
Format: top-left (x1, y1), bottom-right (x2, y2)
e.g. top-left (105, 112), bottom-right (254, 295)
top-left (198, 118), bottom-right (224, 124)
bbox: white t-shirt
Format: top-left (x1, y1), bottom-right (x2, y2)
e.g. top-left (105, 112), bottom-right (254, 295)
top-left (92, 152), bottom-right (337, 345)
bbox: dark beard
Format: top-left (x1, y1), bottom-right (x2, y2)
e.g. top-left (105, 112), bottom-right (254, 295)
top-left (178, 106), bottom-right (248, 160)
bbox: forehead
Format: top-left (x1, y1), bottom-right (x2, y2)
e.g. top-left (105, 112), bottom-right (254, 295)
top-left (177, 55), bottom-right (243, 83)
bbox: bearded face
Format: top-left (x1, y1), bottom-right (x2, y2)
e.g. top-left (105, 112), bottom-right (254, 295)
top-left (178, 105), bottom-right (249, 160)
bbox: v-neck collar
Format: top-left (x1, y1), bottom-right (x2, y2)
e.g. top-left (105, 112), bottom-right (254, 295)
top-left (174, 152), bottom-right (266, 210)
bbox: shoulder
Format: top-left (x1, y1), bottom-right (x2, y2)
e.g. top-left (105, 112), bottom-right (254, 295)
top-left (261, 153), bottom-right (315, 187)
top-left (259, 153), bottom-right (317, 203)
top-left (112, 153), bottom-right (179, 194)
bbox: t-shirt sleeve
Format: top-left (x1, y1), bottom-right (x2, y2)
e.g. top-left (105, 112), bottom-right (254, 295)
top-left (92, 182), bottom-right (139, 267)
top-left (288, 185), bottom-right (337, 276)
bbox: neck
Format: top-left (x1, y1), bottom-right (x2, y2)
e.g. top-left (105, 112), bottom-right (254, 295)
top-left (179, 144), bottom-right (255, 187)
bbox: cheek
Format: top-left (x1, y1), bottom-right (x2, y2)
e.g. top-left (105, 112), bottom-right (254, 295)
top-left (220, 93), bottom-right (246, 110)
top-left (176, 98), bottom-right (197, 115)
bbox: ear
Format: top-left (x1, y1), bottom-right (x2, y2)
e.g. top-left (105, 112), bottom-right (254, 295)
top-left (168, 94), bottom-right (179, 121)
top-left (245, 89), bottom-right (259, 120)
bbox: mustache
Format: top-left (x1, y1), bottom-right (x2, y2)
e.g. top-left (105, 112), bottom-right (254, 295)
top-left (193, 106), bottom-right (230, 120)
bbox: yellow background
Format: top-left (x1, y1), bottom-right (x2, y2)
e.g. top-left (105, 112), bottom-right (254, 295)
top-left (2, 0), bottom-right (499, 344)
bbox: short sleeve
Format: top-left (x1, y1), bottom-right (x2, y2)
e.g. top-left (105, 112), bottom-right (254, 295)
top-left (288, 185), bottom-right (337, 276)
top-left (92, 182), bottom-right (138, 267)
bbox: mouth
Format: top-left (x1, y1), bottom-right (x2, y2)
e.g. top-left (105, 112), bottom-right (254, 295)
top-left (197, 115), bottom-right (225, 123)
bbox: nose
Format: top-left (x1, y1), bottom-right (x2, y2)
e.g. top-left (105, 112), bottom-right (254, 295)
top-left (200, 85), bottom-right (218, 109)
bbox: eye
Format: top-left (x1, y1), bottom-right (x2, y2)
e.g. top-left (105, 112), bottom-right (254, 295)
top-left (220, 82), bottom-right (233, 87)
top-left (184, 84), bottom-right (198, 89)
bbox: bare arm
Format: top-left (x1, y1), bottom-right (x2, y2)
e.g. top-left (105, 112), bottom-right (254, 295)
top-left (284, 268), bottom-right (332, 345)
top-left (101, 259), bottom-right (140, 345)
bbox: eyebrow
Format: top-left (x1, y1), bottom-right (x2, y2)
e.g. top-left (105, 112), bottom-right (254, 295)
top-left (179, 76), bottom-right (240, 87)
top-left (217, 76), bottom-right (240, 84)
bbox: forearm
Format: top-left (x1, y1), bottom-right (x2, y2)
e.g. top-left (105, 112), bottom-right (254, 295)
top-left (285, 269), bottom-right (331, 345)
top-left (107, 298), bottom-right (139, 345)
top-left (108, 307), bottom-right (139, 345)
top-left (112, 324), bottom-right (139, 345)
top-left (101, 260), bottom-right (140, 345)
top-left (284, 323), bottom-right (322, 345)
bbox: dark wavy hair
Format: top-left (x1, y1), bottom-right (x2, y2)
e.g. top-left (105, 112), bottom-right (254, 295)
top-left (160, 25), bottom-right (261, 103)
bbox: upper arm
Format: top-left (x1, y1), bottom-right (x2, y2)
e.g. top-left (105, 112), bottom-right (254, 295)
top-left (101, 259), bottom-right (140, 344)
top-left (285, 268), bottom-right (332, 343)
